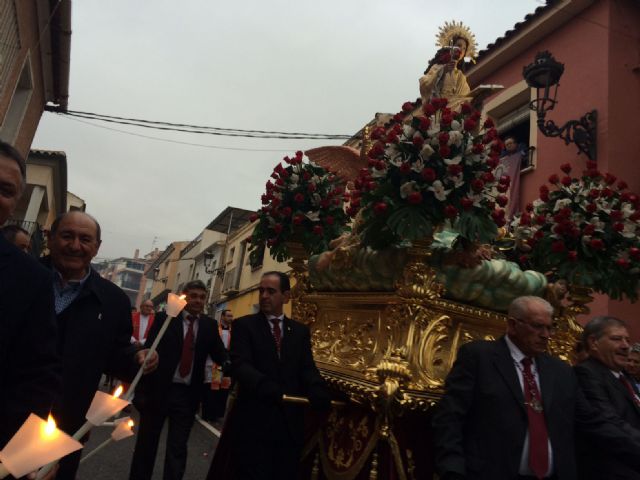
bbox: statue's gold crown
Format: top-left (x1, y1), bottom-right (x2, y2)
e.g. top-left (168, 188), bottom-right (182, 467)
top-left (436, 20), bottom-right (477, 61)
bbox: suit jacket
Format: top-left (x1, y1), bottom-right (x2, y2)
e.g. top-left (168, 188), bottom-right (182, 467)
top-left (575, 357), bottom-right (640, 479)
top-left (131, 311), bottom-right (155, 343)
top-left (230, 312), bottom-right (326, 447)
top-left (0, 237), bottom-right (60, 448)
top-left (433, 337), bottom-right (640, 480)
top-left (40, 258), bottom-right (139, 436)
top-left (134, 311), bottom-right (228, 412)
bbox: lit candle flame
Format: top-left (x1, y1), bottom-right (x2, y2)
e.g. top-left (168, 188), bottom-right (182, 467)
top-left (113, 385), bottom-right (124, 398)
top-left (128, 420), bottom-right (134, 429)
top-left (179, 294), bottom-right (186, 300)
top-left (44, 415), bottom-right (57, 436)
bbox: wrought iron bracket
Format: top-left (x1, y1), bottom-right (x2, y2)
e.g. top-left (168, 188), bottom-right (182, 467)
top-left (536, 109), bottom-right (597, 161)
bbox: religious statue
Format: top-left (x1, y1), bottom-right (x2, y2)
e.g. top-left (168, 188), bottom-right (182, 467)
top-left (419, 21), bottom-right (477, 111)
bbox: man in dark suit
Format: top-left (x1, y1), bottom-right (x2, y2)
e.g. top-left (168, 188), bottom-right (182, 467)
top-left (0, 141), bottom-right (60, 450)
top-left (44, 211), bottom-right (159, 480)
top-left (433, 296), bottom-right (640, 480)
top-left (575, 316), bottom-right (640, 479)
top-left (229, 271), bottom-right (330, 480)
top-left (129, 280), bottom-right (229, 480)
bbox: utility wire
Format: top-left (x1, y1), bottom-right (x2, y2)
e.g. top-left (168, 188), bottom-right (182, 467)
top-left (55, 109), bottom-right (353, 140)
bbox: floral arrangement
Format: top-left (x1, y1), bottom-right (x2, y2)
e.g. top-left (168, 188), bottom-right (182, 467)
top-left (350, 98), bottom-right (508, 250)
top-left (513, 161), bottom-right (640, 301)
top-left (248, 151), bottom-right (350, 262)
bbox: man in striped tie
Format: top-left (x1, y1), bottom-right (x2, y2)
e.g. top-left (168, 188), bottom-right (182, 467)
top-left (433, 296), bottom-right (640, 480)
top-left (575, 316), bottom-right (640, 479)
top-left (227, 271), bottom-right (330, 479)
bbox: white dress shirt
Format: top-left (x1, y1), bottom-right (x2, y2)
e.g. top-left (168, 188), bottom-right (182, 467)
top-left (505, 335), bottom-right (554, 477)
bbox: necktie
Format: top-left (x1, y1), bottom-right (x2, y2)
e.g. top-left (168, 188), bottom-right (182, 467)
top-left (521, 357), bottom-right (549, 479)
top-left (270, 318), bottom-right (282, 355)
top-left (619, 375), bottom-right (640, 406)
top-left (179, 315), bottom-right (196, 377)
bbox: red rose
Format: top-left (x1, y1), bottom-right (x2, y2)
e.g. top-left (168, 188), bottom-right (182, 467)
top-left (540, 190), bottom-right (550, 202)
top-left (630, 247), bottom-right (640, 259)
top-left (399, 162), bottom-right (412, 174)
top-left (402, 101), bottom-right (414, 112)
top-left (346, 206), bottom-right (358, 217)
top-left (472, 143), bottom-right (484, 154)
top-left (482, 172), bottom-right (495, 183)
top-left (439, 145), bottom-right (451, 158)
top-left (486, 128), bottom-right (498, 140)
top-left (461, 197), bottom-right (474, 210)
top-left (421, 168), bottom-right (436, 182)
top-left (324, 215), bottom-right (335, 225)
top-left (534, 229), bottom-right (545, 239)
top-left (536, 215), bottom-right (546, 225)
top-left (273, 224), bottom-right (284, 234)
top-left (295, 150), bottom-right (304, 160)
top-left (548, 174), bottom-right (560, 184)
top-left (261, 194), bottom-right (270, 205)
top-left (589, 238), bottom-right (605, 250)
top-left (497, 184), bottom-right (509, 193)
top-left (486, 158), bottom-right (499, 169)
top-left (412, 135), bottom-right (425, 148)
top-left (463, 118), bottom-right (477, 131)
top-left (618, 181), bottom-right (628, 190)
top-left (560, 163), bottom-right (572, 174)
top-left (438, 132), bottom-right (450, 145)
top-left (270, 197), bottom-right (281, 207)
top-left (319, 199), bottom-right (330, 209)
top-left (444, 205), bottom-right (458, 218)
top-left (249, 213), bottom-right (259, 222)
top-left (267, 238), bottom-right (277, 248)
top-left (496, 195), bottom-right (509, 207)
top-left (270, 172), bottom-right (279, 179)
top-left (471, 179), bottom-right (485, 193)
top-left (585, 203), bottom-right (597, 213)
top-left (373, 202), bottom-right (388, 215)
top-left (447, 164), bottom-right (463, 176)
top-left (419, 116), bottom-right (431, 130)
top-left (350, 197), bottom-right (361, 207)
top-left (294, 193), bottom-right (305, 203)
top-left (610, 210), bottom-right (624, 221)
top-left (561, 176), bottom-right (572, 187)
top-left (283, 156), bottom-right (292, 164)
top-left (520, 213), bottom-right (531, 226)
top-left (375, 160), bottom-right (386, 170)
top-left (275, 178), bottom-right (285, 187)
top-left (519, 255), bottom-right (529, 264)
top-left (631, 212), bottom-right (640, 221)
top-left (307, 183), bottom-right (317, 193)
top-left (313, 225), bottom-right (323, 235)
top-left (613, 222), bottom-right (625, 232)
top-left (393, 113), bottom-right (404, 123)
top-left (526, 203), bottom-right (534, 212)
top-left (483, 118), bottom-right (495, 129)
top-left (616, 258), bottom-right (630, 269)
top-left (583, 224), bottom-right (596, 235)
top-left (386, 133), bottom-right (399, 144)
top-left (407, 191), bottom-right (423, 205)
top-left (281, 207), bottom-right (292, 217)
top-left (423, 103), bottom-right (436, 116)
top-left (568, 251), bottom-right (578, 261)
top-left (604, 173), bottom-right (617, 185)
top-left (551, 241), bottom-right (565, 253)
top-left (367, 181), bottom-right (377, 191)
top-left (371, 127), bottom-right (386, 140)
top-left (602, 188), bottom-right (614, 198)
top-left (303, 171), bottom-right (311, 180)
top-left (461, 103), bottom-right (472, 114)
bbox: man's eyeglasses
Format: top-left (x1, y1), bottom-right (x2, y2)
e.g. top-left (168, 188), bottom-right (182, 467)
top-left (511, 317), bottom-right (556, 334)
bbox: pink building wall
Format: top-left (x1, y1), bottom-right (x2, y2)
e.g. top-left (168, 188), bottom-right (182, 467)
top-left (473, 0), bottom-right (640, 337)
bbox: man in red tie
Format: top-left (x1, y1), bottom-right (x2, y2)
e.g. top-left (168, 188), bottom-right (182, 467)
top-left (225, 271), bottom-right (330, 479)
top-left (433, 296), bottom-right (640, 480)
top-left (129, 280), bottom-right (228, 480)
top-left (575, 316), bottom-right (640, 479)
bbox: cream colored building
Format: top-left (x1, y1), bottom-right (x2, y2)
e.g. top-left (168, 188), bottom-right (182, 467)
top-left (146, 241), bottom-right (189, 307)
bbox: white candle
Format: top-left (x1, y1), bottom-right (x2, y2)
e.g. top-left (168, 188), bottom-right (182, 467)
top-left (79, 417), bottom-right (134, 464)
top-left (0, 414), bottom-right (82, 479)
top-left (123, 293), bottom-right (187, 401)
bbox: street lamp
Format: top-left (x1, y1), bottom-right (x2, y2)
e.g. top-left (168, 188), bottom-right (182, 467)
top-left (523, 50), bottom-right (597, 160)
top-left (204, 251), bottom-right (216, 274)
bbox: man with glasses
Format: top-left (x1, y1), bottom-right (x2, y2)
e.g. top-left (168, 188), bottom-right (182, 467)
top-left (433, 296), bottom-right (640, 480)
top-left (574, 317), bottom-right (640, 479)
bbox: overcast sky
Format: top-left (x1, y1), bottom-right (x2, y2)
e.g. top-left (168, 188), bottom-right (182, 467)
top-left (33, 0), bottom-right (543, 260)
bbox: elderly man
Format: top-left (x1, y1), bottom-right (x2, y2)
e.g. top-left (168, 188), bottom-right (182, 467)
top-left (575, 317), bottom-right (640, 479)
top-left (0, 141), bottom-right (60, 450)
top-left (132, 300), bottom-right (156, 347)
top-left (43, 211), bottom-right (158, 480)
top-left (0, 224), bottom-right (30, 252)
top-left (433, 296), bottom-right (640, 480)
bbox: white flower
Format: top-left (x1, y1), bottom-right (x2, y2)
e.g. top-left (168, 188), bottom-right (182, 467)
top-left (448, 131), bottom-right (464, 147)
top-left (311, 193), bottom-right (322, 206)
top-left (385, 144), bottom-right (403, 166)
top-left (449, 174), bottom-right (465, 188)
top-left (589, 216), bottom-right (606, 231)
top-left (311, 175), bottom-right (321, 185)
top-left (622, 221), bottom-right (638, 239)
top-left (400, 181), bottom-right (418, 199)
top-left (305, 211), bottom-right (320, 221)
top-left (444, 155), bottom-right (462, 165)
top-left (553, 198), bottom-right (572, 212)
top-left (450, 120), bottom-right (462, 131)
top-left (621, 203), bottom-right (635, 219)
top-left (371, 166), bottom-right (388, 178)
top-left (420, 144), bottom-right (434, 159)
top-left (428, 180), bottom-right (451, 201)
top-left (289, 173), bottom-right (299, 184)
top-left (403, 125), bottom-right (415, 139)
top-left (467, 193), bottom-right (483, 207)
top-left (411, 158), bottom-right (425, 173)
top-left (427, 123), bottom-right (440, 137)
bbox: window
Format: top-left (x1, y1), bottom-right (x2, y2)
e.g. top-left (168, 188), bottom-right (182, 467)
top-left (226, 247), bottom-right (235, 265)
top-left (249, 244), bottom-right (265, 270)
top-left (0, 54), bottom-right (33, 144)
